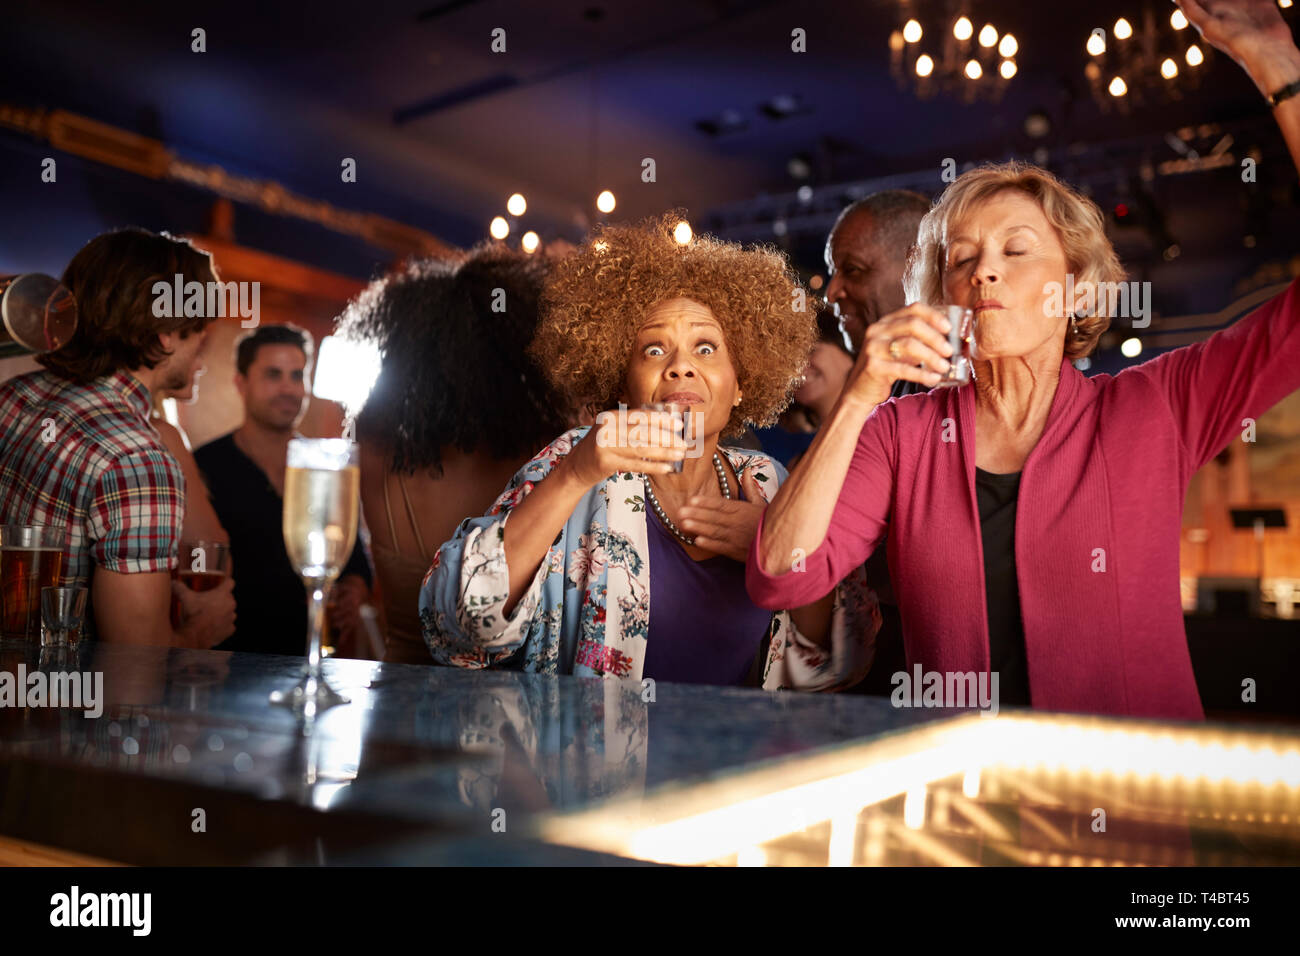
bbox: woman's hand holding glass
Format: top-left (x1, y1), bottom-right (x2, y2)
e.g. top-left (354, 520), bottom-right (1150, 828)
top-left (842, 304), bottom-right (955, 410)
top-left (566, 407), bottom-right (688, 488)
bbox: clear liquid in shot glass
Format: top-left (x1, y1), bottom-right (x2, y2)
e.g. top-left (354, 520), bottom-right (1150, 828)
top-left (640, 402), bottom-right (688, 473)
top-left (936, 305), bottom-right (975, 388)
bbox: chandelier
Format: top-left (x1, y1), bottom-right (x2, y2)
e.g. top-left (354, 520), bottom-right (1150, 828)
top-left (888, 3), bottom-right (1020, 104)
top-left (1081, 5), bottom-right (1219, 112)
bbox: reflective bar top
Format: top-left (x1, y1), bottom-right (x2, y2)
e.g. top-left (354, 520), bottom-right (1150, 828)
top-left (0, 641), bottom-right (953, 864)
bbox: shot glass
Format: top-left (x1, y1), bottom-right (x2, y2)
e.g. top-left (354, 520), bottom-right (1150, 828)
top-left (935, 305), bottom-right (976, 388)
top-left (41, 585), bottom-right (88, 648)
top-left (639, 402), bottom-right (690, 473)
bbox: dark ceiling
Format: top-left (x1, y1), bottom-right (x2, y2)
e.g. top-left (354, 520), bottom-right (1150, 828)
top-left (2, 0), bottom-right (1296, 299)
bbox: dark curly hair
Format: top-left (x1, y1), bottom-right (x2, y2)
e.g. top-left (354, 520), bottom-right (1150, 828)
top-left (40, 228), bottom-right (217, 384)
top-left (334, 245), bottom-right (572, 476)
top-left (530, 212), bottom-right (812, 437)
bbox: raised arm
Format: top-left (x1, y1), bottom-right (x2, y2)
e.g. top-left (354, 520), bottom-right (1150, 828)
top-left (751, 302), bottom-right (948, 582)
top-left (747, 392), bottom-right (898, 611)
top-left (1137, 2), bottom-right (1300, 469)
top-left (1178, 0), bottom-right (1300, 177)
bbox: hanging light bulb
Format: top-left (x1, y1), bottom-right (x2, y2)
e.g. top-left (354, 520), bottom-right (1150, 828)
top-left (979, 24), bottom-right (998, 48)
top-left (521, 231), bottom-right (540, 253)
top-left (954, 16), bottom-right (973, 41)
top-left (999, 34), bottom-right (1018, 58)
top-left (1000, 60), bottom-right (1017, 79)
top-left (903, 19), bottom-right (922, 43)
top-left (489, 216), bottom-right (509, 240)
top-left (916, 54), bottom-right (935, 77)
top-left (596, 190), bottom-right (616, 213)
top-left (1161, 58), bottom-right (1179, 79)
top-left (1109, 76), bottom-right (1128, 97)
top-left (673, 220), bottom-right (693, 244)
top-left (506, 193), bottom-right (527, 216)
top-left (1171, 9), bottom-right (1189, 29)
top-left (1186, 44), bottom-right (1204, 66)
top-left (966, 59), bottom-right (983, 80)
top-left (1087, 31), bottom-right (1106, 56)
top-left (1114, 17), bottom-right (1133, 39)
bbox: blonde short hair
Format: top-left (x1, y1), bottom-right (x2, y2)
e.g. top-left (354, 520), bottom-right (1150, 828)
top-left (903, 162), bottom-right (1125, 359)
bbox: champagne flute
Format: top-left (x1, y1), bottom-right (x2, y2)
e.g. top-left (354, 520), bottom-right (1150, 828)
top-left (270, 439), bottom-right (360, 717)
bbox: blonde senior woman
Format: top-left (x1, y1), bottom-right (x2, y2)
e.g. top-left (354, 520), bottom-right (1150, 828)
top-left (748, 0), bottom-right (1300, 719)
top-left (421, 214), bottom-right (879, 689)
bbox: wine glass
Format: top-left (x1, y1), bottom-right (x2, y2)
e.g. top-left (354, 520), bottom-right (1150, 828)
top-left (270, 439), bottom-right (360, 717)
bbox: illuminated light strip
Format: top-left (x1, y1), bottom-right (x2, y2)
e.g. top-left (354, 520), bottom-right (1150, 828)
top-left (828, 813), bottom-right (858, 866)
top-left (540, 716), bottom-right (992, 863)
top-left (537, 714), bottom-right (1300, 865)
top-left (625, 739), bottom-right (984, 864)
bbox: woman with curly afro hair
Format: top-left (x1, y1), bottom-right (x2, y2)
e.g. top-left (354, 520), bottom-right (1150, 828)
top-left (335, 245), bottom-right (574, 664)
top-left (420, 214), bottom-right (880, 689)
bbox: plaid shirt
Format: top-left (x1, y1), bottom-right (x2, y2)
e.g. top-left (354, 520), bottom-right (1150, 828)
top-left (0, 370), bottom-right (184, 596)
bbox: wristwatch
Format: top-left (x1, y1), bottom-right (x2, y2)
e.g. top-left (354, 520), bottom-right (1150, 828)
top-left (1267, 77), bottom-right (1300, 108)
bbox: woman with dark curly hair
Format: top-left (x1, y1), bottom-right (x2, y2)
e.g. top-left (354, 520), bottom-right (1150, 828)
top-left (420, 214), bottom-right (880, 689)
top-left (335, 246), bottom-right (573, 664)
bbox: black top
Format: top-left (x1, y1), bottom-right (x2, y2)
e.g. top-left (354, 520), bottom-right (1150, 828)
top-left (974, 467), bottom-right (1030, 706)
top-left (194, 433), bottom-right (372, 656)
top-left (889, 377), bottom-right (931, 400)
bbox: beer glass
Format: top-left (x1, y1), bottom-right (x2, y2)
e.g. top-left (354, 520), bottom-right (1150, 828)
top-left (270, 439), bottom-right (359, 716)
top-left (935, 305), bottom-right (976, 388)
top-left (170, 540), bottom-right (231, 630)
top-left (0, 525), bottom-right (65, 642)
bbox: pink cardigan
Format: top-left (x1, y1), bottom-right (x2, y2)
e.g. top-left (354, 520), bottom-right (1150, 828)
top-left (748, 279), bottom-right (1300, 720)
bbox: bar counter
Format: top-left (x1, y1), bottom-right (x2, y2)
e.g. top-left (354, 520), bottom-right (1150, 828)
top-left (0, 641), bottom-right (948, 865)
top-left (2, 641), bottom-right (1298, 866)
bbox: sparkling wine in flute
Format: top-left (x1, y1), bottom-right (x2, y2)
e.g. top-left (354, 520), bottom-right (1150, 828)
top-left (271, 438), bottom-right (360, 718)
top-left (282, 465), bottom-right (360, 582)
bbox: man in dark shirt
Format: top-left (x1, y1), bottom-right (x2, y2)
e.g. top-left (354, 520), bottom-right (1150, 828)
top-left (195, 325), bottom-right (371, 656)
top-left (823, 190), bottom-right (933, 695)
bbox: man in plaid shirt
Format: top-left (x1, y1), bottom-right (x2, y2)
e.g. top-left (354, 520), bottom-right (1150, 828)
top-left (0, 228), bottom-right (235, 646)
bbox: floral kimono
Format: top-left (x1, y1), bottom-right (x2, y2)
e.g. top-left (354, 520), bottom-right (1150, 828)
top-left (420, 426), bottom-right (879, 690)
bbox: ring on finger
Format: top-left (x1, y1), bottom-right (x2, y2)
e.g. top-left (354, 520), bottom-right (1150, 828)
top-left (888, 338), bottom-right (905, 361)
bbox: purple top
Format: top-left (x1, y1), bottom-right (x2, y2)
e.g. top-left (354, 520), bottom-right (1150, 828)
top-left (643, 483), bottom-right (774, 686)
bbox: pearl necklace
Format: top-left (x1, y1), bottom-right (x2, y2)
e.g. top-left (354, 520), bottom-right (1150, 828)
top-left (644, 453), bottom-right (730, 547)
